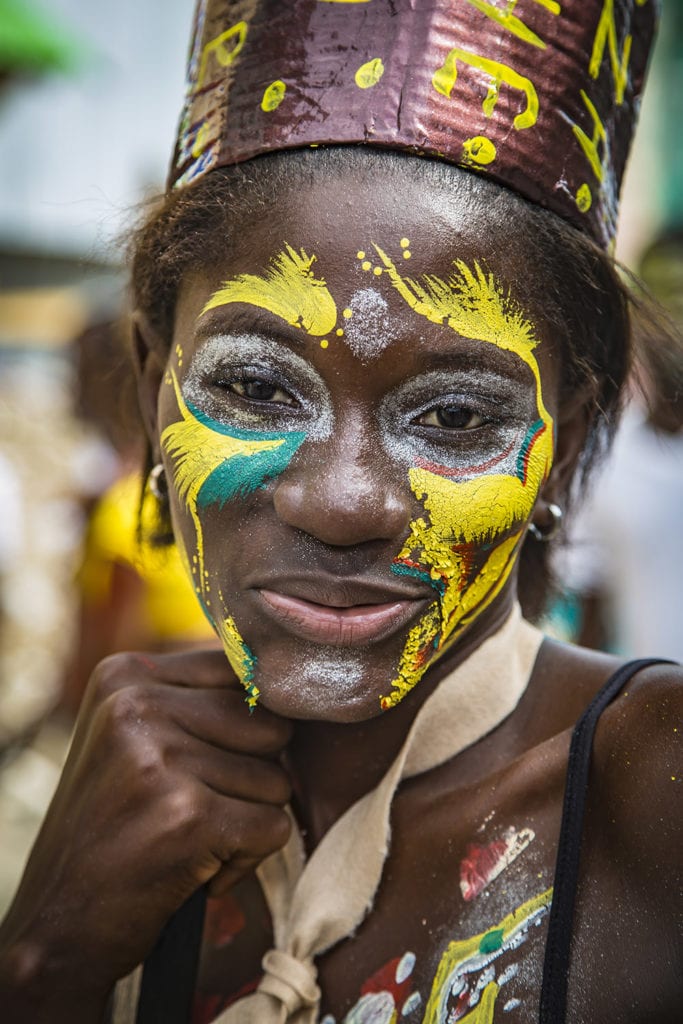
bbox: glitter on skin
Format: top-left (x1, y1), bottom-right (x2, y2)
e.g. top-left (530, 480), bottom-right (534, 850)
top-left (183, 333), bottom-right (334, 440)
top-left (342, 288), bottom-right (400, 362)
top-left (276, 648), bottom-right (367, 713)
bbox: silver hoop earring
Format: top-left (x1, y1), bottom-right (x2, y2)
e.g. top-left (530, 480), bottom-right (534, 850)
top-left (528, 502), bottom-right (563, 542)
top-left (149, 463), bottom-right (167, 501)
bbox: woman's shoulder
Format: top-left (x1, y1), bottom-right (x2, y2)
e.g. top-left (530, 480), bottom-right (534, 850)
top-left (588, 655), bottom-right (681, 857)
top-left (531, 634), bottom-right (681, 727)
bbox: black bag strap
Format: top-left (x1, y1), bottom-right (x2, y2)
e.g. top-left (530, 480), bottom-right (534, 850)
top-left (135, 883), bottom-right (207, 1024)
top-left (539, 658), bottom-right (673, 1023)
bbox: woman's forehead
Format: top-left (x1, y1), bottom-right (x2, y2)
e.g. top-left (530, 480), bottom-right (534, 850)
top-left (227, 160), bottom-right (511, 263)
top-left (171, 161), bottom-right (562, 399)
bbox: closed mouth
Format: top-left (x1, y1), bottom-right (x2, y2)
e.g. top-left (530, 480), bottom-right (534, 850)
top-left (256, 588), bottom-right (427, 646)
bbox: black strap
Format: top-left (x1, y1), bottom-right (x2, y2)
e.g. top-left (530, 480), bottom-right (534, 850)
top-left (135, 884), bottom-right (207, 1024)
top-left (539, 658), bottom-right (673, 1023)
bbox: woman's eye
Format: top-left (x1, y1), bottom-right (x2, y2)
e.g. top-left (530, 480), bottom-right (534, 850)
top-left (220, 377), bottom-right (295, 405)
top-left (418, 405), bottom-right (486, 430)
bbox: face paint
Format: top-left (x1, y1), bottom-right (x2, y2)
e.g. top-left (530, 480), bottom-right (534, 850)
top-left (340, 287), bottom-right (400, 362)
top-left (163, 230), bottom-right (553, 717)
top-left (202, 243), bottom-right (338, 340)
top-left (423, 888), bottom-right (553, 1024)
top-left (161, 367), bottom-right (306, 707)
top-left (374, 249), bottom-right (554, 709)
top-left (183, 334), bottom-right (334, 439)
top-left (163, 238), bottom-right (344, 710)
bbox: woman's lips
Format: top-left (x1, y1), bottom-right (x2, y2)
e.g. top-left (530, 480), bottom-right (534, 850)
top-left (257, 588), bottom-right (425, 646)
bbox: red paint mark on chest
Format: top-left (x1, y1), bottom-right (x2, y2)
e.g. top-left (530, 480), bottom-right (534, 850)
top-left (360, 953), bottom-right (414, 1005)
top-left (459, 827), bottom-right (535, 901)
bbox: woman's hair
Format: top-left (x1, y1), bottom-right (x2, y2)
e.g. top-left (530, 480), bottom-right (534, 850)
top-left (128, 146), bottom-right (678, 618)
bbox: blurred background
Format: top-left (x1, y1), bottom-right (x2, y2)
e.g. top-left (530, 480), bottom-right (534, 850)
top-left (0, 0), bottom-right (682, 914)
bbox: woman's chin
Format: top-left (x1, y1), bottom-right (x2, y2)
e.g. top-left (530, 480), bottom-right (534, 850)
top-left (246, 644), bottom-right (403, 722)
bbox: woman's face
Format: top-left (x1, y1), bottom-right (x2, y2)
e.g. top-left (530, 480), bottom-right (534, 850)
top-left (155, 166), bottom-right (559, 721)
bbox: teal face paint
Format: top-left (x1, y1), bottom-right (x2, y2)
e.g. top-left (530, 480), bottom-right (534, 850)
top-left (161, 368), bottom-right (307, 708)
top-left (186, 399), bottom-right (306, 507)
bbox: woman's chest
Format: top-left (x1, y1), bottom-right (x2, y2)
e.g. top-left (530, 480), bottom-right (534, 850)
top-left (313, 771), bottom-right (563, 1023)
top-left (194, 754), bottom-right (567, 1024)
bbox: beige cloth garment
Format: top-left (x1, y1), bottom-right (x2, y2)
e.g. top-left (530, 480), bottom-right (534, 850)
top-left (113, 605), bottom-right (542, 1024)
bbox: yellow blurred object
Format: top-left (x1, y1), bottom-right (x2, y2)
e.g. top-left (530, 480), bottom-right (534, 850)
top-left (0, 288), bottom-right (88, 348)
top-left (80, 472), bottom-right (214, 642)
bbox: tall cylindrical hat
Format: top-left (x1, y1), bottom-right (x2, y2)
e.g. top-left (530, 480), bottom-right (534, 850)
top-left (170, 0), bottom-right (659, 250)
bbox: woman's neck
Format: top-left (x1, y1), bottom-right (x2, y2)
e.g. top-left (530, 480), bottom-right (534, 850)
top-left (284, 598), bottom-right (515, 849)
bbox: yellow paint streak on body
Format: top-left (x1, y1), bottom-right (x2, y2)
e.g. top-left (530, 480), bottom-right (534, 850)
top-left (161, 369), bottom-right (284, 593)
top-left (372, 248), bottom-right (554, 456)
top-left (423, 888), bottom-right (553, 1024)
top-left (218, 614), bottom-right (260, 707)
top-left (384, 522), bottom-right (520, 708)
top-left (465, 0), bottom-right (560, 51)
top-left (202, 244), bottom-right (337, 337)
top-left (460, 982), bottom-right (499, 1022)
top-left (433, 49), bottom-right (538, 131)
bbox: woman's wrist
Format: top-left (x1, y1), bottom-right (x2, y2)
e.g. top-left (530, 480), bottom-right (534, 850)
top-left (0, 926), bottom-right (111, 1023)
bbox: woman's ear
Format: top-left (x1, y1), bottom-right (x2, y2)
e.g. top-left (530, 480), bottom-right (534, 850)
top-left (130, 311), bottom-right (168, 456)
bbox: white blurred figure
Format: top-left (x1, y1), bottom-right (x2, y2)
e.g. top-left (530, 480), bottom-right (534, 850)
top-left (557, 230), bottom-right (683, 660)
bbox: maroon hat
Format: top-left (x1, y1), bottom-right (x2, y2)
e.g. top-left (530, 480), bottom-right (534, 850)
top-left (170, 0), bottom-right (659, 250)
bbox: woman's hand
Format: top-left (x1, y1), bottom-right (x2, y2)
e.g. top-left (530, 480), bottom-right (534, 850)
top-left (0, 649), bottom-right (292, 1020)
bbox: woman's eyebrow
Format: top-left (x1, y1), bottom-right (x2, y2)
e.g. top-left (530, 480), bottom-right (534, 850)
top-left (198, 243), bottom-right (338, 340)
top-left (413, 349), bottom-right (533, 383)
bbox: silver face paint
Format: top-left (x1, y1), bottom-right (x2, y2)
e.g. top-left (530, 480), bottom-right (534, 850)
top-left (376, 367), bottom-right (538, 475)
top-left (341, 288), bottom-right (401, 363)
top-left (182, 332), bottom-right (335, 440)
top-left (273, 645), bottom-right (368, 714)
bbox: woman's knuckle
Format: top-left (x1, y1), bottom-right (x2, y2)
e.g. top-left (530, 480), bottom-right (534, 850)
top-left (163, 786), bottom-right (205, 837)
top-left (267, 807), bottom-right (292, 850)
top-left (90, 652), bottom-right (145, 703)
top-left (105, 683), bottom-right (154, 729)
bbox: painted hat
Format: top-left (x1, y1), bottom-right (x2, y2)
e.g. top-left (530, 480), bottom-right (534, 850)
top-left (170, 0), bottom-right (659, 250)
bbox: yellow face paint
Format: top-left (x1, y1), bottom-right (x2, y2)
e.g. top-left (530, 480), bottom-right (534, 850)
top-left (161, 367), bottom-right (306, 708)
top-left (217, 613), bottom-right (260, 709)
top-left (161, 368), bottom-right (290, 590)
top-left (201, 243), bottom-right (337, 337)
top-left (375, 250), bottom-right (554, 709)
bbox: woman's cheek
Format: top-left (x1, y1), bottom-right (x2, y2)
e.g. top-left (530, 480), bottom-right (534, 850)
top-left (159, 369), bottom-right (306, 707)
top-left (381, 429), bottom-right (554, 710)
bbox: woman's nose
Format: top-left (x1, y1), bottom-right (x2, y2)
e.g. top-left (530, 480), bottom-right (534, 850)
top-left (272, 430), bottom-right (412, 547)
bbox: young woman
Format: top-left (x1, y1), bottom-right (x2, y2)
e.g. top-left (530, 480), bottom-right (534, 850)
top-left (1, 2), bottom-right (680, 1022)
